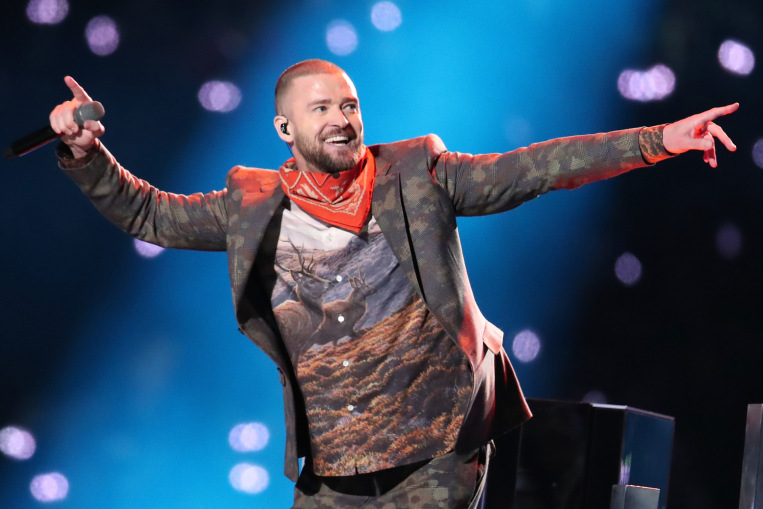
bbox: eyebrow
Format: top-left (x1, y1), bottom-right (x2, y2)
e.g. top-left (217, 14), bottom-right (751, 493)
top-left (306, 97), bottom-right (358, 108)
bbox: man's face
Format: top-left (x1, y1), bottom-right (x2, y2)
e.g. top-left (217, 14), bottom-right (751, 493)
top-left (281, 72), bottom-right (364, 174)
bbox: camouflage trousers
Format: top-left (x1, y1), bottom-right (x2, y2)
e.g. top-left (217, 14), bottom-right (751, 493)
top-left (291, 442), bottom-right (492, 509)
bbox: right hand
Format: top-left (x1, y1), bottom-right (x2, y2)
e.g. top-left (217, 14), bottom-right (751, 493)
top-left (49, 76), bottom-right (105, 159)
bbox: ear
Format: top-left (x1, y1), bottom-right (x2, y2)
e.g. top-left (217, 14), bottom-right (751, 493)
top-left (274, 115), bottom-right (292, 143)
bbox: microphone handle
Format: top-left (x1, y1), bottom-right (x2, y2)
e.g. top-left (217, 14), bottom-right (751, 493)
top-left (4, 101), bottom-right (104, 160)
top-left (4, 126), bottom-right (59, 159)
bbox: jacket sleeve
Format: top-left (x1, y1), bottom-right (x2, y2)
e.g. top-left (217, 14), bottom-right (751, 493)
top-left (429, 126), bottom-right (663, 217)
top-left (58, 141), bottom-right (228, 251)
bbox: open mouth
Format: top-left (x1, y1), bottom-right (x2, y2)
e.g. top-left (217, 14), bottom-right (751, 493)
top-left (323, 135), bottom-right (352, 146)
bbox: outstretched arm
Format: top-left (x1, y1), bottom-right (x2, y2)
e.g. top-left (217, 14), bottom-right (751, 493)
top-left (663, 103), bottom-right (739, 168)
top-left (50, 77), bottom-right (228, 251)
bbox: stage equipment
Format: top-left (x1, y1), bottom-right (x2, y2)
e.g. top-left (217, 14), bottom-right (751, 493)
top-left (484, 399), bottom-right (674, 509)
top-left (739, 403), bottom-right (763, 509)
top-left (610, 484), bottom-right (660, 509)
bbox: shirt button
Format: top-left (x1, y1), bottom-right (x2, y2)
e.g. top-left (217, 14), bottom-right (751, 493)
top-left (336, 275), bottom-right (343, 282)
top-left (347, 405), bottom-right (355, 411)
top-left (338, 314), bottom-right (345, 323)
top-left (342, 360), bottom-right (350, 367)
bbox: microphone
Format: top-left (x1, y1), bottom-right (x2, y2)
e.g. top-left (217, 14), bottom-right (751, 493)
top-left (4, 101), bottom-right (105, 159)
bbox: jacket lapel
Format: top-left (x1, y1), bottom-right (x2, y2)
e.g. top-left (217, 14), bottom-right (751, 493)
top-left (371, 149), bottom-right (426, 299)
top-left (226, 169), bottom-right (291, 365)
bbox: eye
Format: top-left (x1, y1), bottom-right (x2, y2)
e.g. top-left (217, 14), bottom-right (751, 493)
top-left (314, 105), bottom-right (327, 113)
top-left (343, 103), bottom-right (358, 113)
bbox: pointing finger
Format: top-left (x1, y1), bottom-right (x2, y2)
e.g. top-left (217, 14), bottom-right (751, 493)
top-left (695, 103), bottom-right (739, 125)
top-left (64, 75), bottom-right (93, 103)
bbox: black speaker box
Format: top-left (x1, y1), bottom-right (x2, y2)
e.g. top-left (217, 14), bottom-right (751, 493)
top-left (485, 399), bottom-right (674, 509)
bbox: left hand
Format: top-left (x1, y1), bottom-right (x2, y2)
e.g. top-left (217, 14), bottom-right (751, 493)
top-left (663, 103), bottom-right (739, 168)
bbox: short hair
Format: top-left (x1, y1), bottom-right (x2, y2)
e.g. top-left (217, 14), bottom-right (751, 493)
top-left (275, 59), bottom-right (347, 115)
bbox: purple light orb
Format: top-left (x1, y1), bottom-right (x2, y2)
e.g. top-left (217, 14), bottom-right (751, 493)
top-left (30, 472), bottom-right (70, 502)
top-left (326, 20), bottom-right (358, 56)
top-left (0, 426), bottom-right (36, 460)
top-left (718, 40), bottom-right (755, 76)
top-left (617, 64), bottom-right (675, 102)
top-left (752, 139), bottom-right (763, 169)
top-left (229, 422), bottom-right (270, 452)
top-left (133, 238), bottom-right (165, 258)
top-left (198, 81), bottom-right (243, 113)
top-left (229, 463), bottom-right (269, 494)
top-left (615, 252), bottom-right (642, 286)
top-left (26, 0), bottom-right (69, 25)
top-left (85, 16), bottom-right (120, 56)
top-left (371, 2), bottom-right (403, 32)
top-left (716, 222), bottom-right (743, 260)
top-left (511, 329), bottom-right (541, 363)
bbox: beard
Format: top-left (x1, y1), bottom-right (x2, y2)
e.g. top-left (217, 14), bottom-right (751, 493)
top-left (293, 127), bottom-right (363, 174)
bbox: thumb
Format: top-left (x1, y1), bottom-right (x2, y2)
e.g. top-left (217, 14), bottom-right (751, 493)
top-left (684, 131), bottom-right (714, 152)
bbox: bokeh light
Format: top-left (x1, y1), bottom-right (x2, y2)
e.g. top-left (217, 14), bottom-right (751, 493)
top-left (85, 16), bottom-right (120, 56)
top-left (198, 81), bottom-right (243, 113)
top-left (133, 238), bottom-right (165, 258)
top-left (716, 222), bottom-right (743, 260)
top-left (26, 0), bottom-right (69, 25)
top-left (229, 422), bottom-right (270, 452)
top-left (752, 139), bottom-right (763, 169)
top-left (229, 463), bottom-right (269, 494)
top-left (30, 473), bottom-right (69, 503)
top-left (371, 2), bottom-right (403, 32)
top-left (617, 64), bottom-right (675, 102)
top-left (326, 20), bottom-right (358, 56)
top-left (615, 252), bottom-right (642, 286)
top-left (512, 329), bottom-right (541, 363)
top-left (583, 390), bottom-right (608, 404)
top-left (0, 426), bottom-right (36, 460)
top-left (718, 40), bottom-right (755, 76)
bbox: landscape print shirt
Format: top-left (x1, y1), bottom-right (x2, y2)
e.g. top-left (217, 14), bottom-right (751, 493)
top-left (270, 203), bottom-right (473, 476)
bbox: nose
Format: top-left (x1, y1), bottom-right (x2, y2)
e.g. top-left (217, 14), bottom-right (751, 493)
top-left (328, 106), bottom-right (350, 128)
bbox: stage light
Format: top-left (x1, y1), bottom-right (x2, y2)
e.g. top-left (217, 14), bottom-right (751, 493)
top-left (229, 422), bottom-right (270, 453)
top-left (30, 472), bottom-right (69, 503)
top-left (718, 40), bottom-right (755, 76)
top-left (133, 238), bottom-right (165, 258)
top-left (617, 65), bottom-right (675, 102)
top-left (229, 463), bottom-right (269, 494)
top-left (0, 426), bottom-right (36, 460)
top-left (615, 252), bottom-right (642, 286)
top-left (371, 2), bottom-right (402, 32)
top-left (326, 20), bottom-right (358, 56)
top-left (716, 222), bottom-right (743, 260)
top-left (512, 329), bottom-right (541, 363)
top-left (752, 139), bottom-right (763, 169)
top-left (198, 81), bottom-right (243, 113)
top-left (26, 0), bottom-right (68, 25)
top-left (85, 16), bottom-right (120, 57)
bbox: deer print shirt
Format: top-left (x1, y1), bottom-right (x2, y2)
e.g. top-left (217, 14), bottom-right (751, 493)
top-left (269, 202), bottom-right (473, 476)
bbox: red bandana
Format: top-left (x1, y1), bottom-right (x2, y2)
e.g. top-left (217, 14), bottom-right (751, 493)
top-left (278, 150), bottom-right (376, 233)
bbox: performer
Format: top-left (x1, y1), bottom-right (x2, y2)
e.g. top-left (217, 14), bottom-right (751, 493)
top-left (49, 59), bottom-right (737, 508)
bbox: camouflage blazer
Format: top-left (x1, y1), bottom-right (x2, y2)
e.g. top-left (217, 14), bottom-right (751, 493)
top-left (60, 127), bottom-right (654, 481)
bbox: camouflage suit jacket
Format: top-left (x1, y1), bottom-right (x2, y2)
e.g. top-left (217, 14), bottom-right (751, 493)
top-left (59, 127), bottom-right (659, 481)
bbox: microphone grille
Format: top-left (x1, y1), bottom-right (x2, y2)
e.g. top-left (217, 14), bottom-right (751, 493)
top-left (73, 101), bottom-right (105, 126)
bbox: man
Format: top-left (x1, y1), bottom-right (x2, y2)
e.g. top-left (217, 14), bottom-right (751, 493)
top-left (49, 59), bottom-right (737, 508)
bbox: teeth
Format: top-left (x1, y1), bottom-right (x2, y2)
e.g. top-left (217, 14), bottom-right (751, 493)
top-left (325, 136), bottom-right (349, 144)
